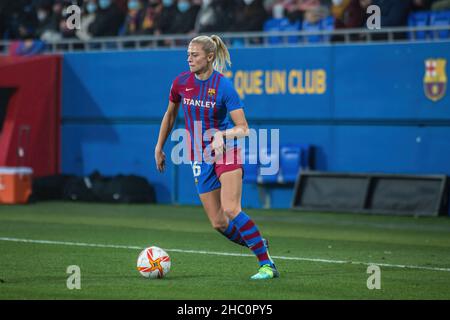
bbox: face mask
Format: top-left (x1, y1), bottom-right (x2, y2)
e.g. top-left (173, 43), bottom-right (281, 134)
top-left (87, 2), bottom-right (97, 13)
top-left (332, 0), bottom-right (344, 5)
top-left (243, 0), bottom-right (254, 5)
top-left (272, 4), bottom-right (284, 19)
top-left (99, 0), bottom-right (111, 9)
top-left (128, 0), bottom-right (139, 10)
top-left (163, 0), bottom-right (173, 7)
top-left (177, 1), bottom-right (190, 12)
top-left (37, 10), bottom-right (48, 22)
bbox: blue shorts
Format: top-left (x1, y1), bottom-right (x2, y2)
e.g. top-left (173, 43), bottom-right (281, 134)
top-left (191, 161), bottom-right (221, 194)
top-left (190, 147), bottom-right (243, 194)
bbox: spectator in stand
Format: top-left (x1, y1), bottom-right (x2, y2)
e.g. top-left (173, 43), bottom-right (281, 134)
top-left (298, 0), bottom-right (323, 11)
top-left (59, 1), bottom-right (79, 39)
top-left (9, 1), bottom-right (38, 40)
top-left (360, 0), bottom-right (411, 40)
top-left (194, 0), bottom-right (235, 33)
top-left (122, 0), bottom-right (146, 35)
top-left (271, 1), bottom-right (287, 19)
top-left (35, 1), bottom-right (57, 39)
top-left (330, 0), bottom-right (363, 42)
top-left (88, 0), bottom-right (126, 37)
top-left (263, 0), bottom-right (277, 12)
top-left (0, 0), bottom-right (8, 39)
top-left (282, 0), bottom-right (323, 22)
top-left (4, 0), bottom-right (46, 55)
top-left (331, 0), bottom-right (363, 28)
top-left (76, 0), bottom-right (98, 41)
top-left (360, 0), bottom-right (410, 27)
top-left (303, 3), bottom-right (329, 23)
top-left (263, 0), bottom-right (287, 19)
top-left (155, 0), bottom-right (178, 34)
top-left (150, 0), bottom-right (177, 46)
top-left (227, 0), bottom-right (268, 45)
top-left (229, 0), bottom-right (268, 32)
top-left (410, 0), bottom-right (435, 11)
top-left (167, 0), bottom-right (200, 34)
top-left (34, 1), bottom-right (61, 41)
top-left (138, 0), bottom-right (163, 35)
top-left (431, 0), bottom-right (450, 10)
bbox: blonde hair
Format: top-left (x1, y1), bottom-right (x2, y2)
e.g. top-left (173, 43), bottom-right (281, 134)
top-left (190, 35), bottom-right (231, 74)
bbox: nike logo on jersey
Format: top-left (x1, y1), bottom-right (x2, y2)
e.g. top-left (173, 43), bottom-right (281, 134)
top-left (183, 98), bottom-right (216, 109)
top-left (186, 88), bottom-right (194, 91)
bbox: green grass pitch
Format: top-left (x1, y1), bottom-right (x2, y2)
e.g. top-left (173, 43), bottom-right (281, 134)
top-left (1, 202), bottom-right (450, 299)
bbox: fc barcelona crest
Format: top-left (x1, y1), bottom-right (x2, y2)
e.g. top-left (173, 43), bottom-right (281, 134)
top-left (424, 58), bottom-right (447, 102)
top-left (207, 88), bottom-right (216, 97)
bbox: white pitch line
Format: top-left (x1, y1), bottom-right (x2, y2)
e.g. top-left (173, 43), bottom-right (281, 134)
top-left (1, 237), bottom-right (450, 273)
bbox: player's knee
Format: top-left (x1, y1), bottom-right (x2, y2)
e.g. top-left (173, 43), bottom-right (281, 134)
top-left (222, 206), bottom-right (241, 219)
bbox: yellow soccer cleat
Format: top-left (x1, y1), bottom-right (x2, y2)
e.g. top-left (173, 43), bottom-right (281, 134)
top-left (250, 264), bottom-right (280, 280)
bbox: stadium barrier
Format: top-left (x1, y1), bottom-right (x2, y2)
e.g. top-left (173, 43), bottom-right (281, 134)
top-left (292, 172), bottom-right (449, 217)
top-left (1, 25), bottom-right (450, 55)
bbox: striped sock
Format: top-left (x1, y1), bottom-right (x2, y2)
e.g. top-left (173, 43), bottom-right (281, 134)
top-left (220, 219), bottom-right (247, 247)
top-left (232, 211), bottom-right (273, 267)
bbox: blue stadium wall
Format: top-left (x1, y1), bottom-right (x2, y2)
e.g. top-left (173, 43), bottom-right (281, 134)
top-left (62, 42), bottom-right (450, 208)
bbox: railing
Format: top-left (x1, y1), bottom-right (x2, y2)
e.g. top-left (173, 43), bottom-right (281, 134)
top-left (1, 25), bottom-right (449, 55)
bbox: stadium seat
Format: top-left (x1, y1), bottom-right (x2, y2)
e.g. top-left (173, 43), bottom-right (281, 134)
top-left (296, 144), bottom-right (311, 170)
top-left (257, 147), bottom-right (279, 184)
top-left (243, 149), bottom-right (259, 183)
top-left (408, 11), bottom-right (430, 40)
top-left (278, 144), bottom-right (302, 184)
top-left (429, 11), bottom-right (450, 39)
top-left (251, 144), bottom-right (312, 184)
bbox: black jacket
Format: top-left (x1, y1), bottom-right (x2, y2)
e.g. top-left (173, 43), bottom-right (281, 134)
top-left (88, 3), bottom-right (125, 37)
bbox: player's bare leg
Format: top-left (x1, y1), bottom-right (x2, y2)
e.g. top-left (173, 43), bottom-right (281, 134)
top-left (220, 168), bottom-right (279, 279)
top-left (218, 168), bottom-right (243, 220)
top-left (199, 188), bottom-right (226, 231)
top-left (199, 188), bottom-right (246, 246)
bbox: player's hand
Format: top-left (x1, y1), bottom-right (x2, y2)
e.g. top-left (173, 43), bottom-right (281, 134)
top-left (155, 147), bottom-right (166, 173)
top-left (212, 131), bottom-right (225, 159)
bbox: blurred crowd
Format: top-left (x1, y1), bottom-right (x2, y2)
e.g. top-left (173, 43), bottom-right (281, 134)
top-left (0, 0), bottom-right (449, 42)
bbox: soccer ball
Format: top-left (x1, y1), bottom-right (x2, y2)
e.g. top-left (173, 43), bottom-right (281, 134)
top-left (136, 246), bottom-right (171, 279)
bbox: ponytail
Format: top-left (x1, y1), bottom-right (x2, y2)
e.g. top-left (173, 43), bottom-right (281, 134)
top-left (190, 35), bottom-right (232, 74)
top-left (210, 35), bottom-right (231, 73)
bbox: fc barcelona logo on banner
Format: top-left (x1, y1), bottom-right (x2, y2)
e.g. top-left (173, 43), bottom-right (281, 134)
top-left (207, 88), bottom-right (216, 97)
top-left (424, 58), bottom-right (447, 102)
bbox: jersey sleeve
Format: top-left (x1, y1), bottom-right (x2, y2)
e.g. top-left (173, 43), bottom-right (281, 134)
top-left (222, 78), bottom-right (244, 112)
top-left (169, 77), bottom-right (181, 103)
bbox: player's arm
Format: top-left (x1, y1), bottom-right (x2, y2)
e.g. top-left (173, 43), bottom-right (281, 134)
top-left (155, 101), bottom-right (180, 172)
top-left (218, 78), bottom-right (249, 140)
top-left (212, 109), bottom-right (249, 156)
top-left (212, 77), bottom-right (249, 154)
top-left (221, 109), bottom-right (250, 139)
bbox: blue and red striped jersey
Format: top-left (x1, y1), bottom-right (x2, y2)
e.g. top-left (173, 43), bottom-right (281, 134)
top-left (169, 70), bottom-right (243, 161)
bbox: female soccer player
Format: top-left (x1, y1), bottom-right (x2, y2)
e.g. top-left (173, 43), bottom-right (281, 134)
top-left (154, 35), bottom-right (279, 280)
